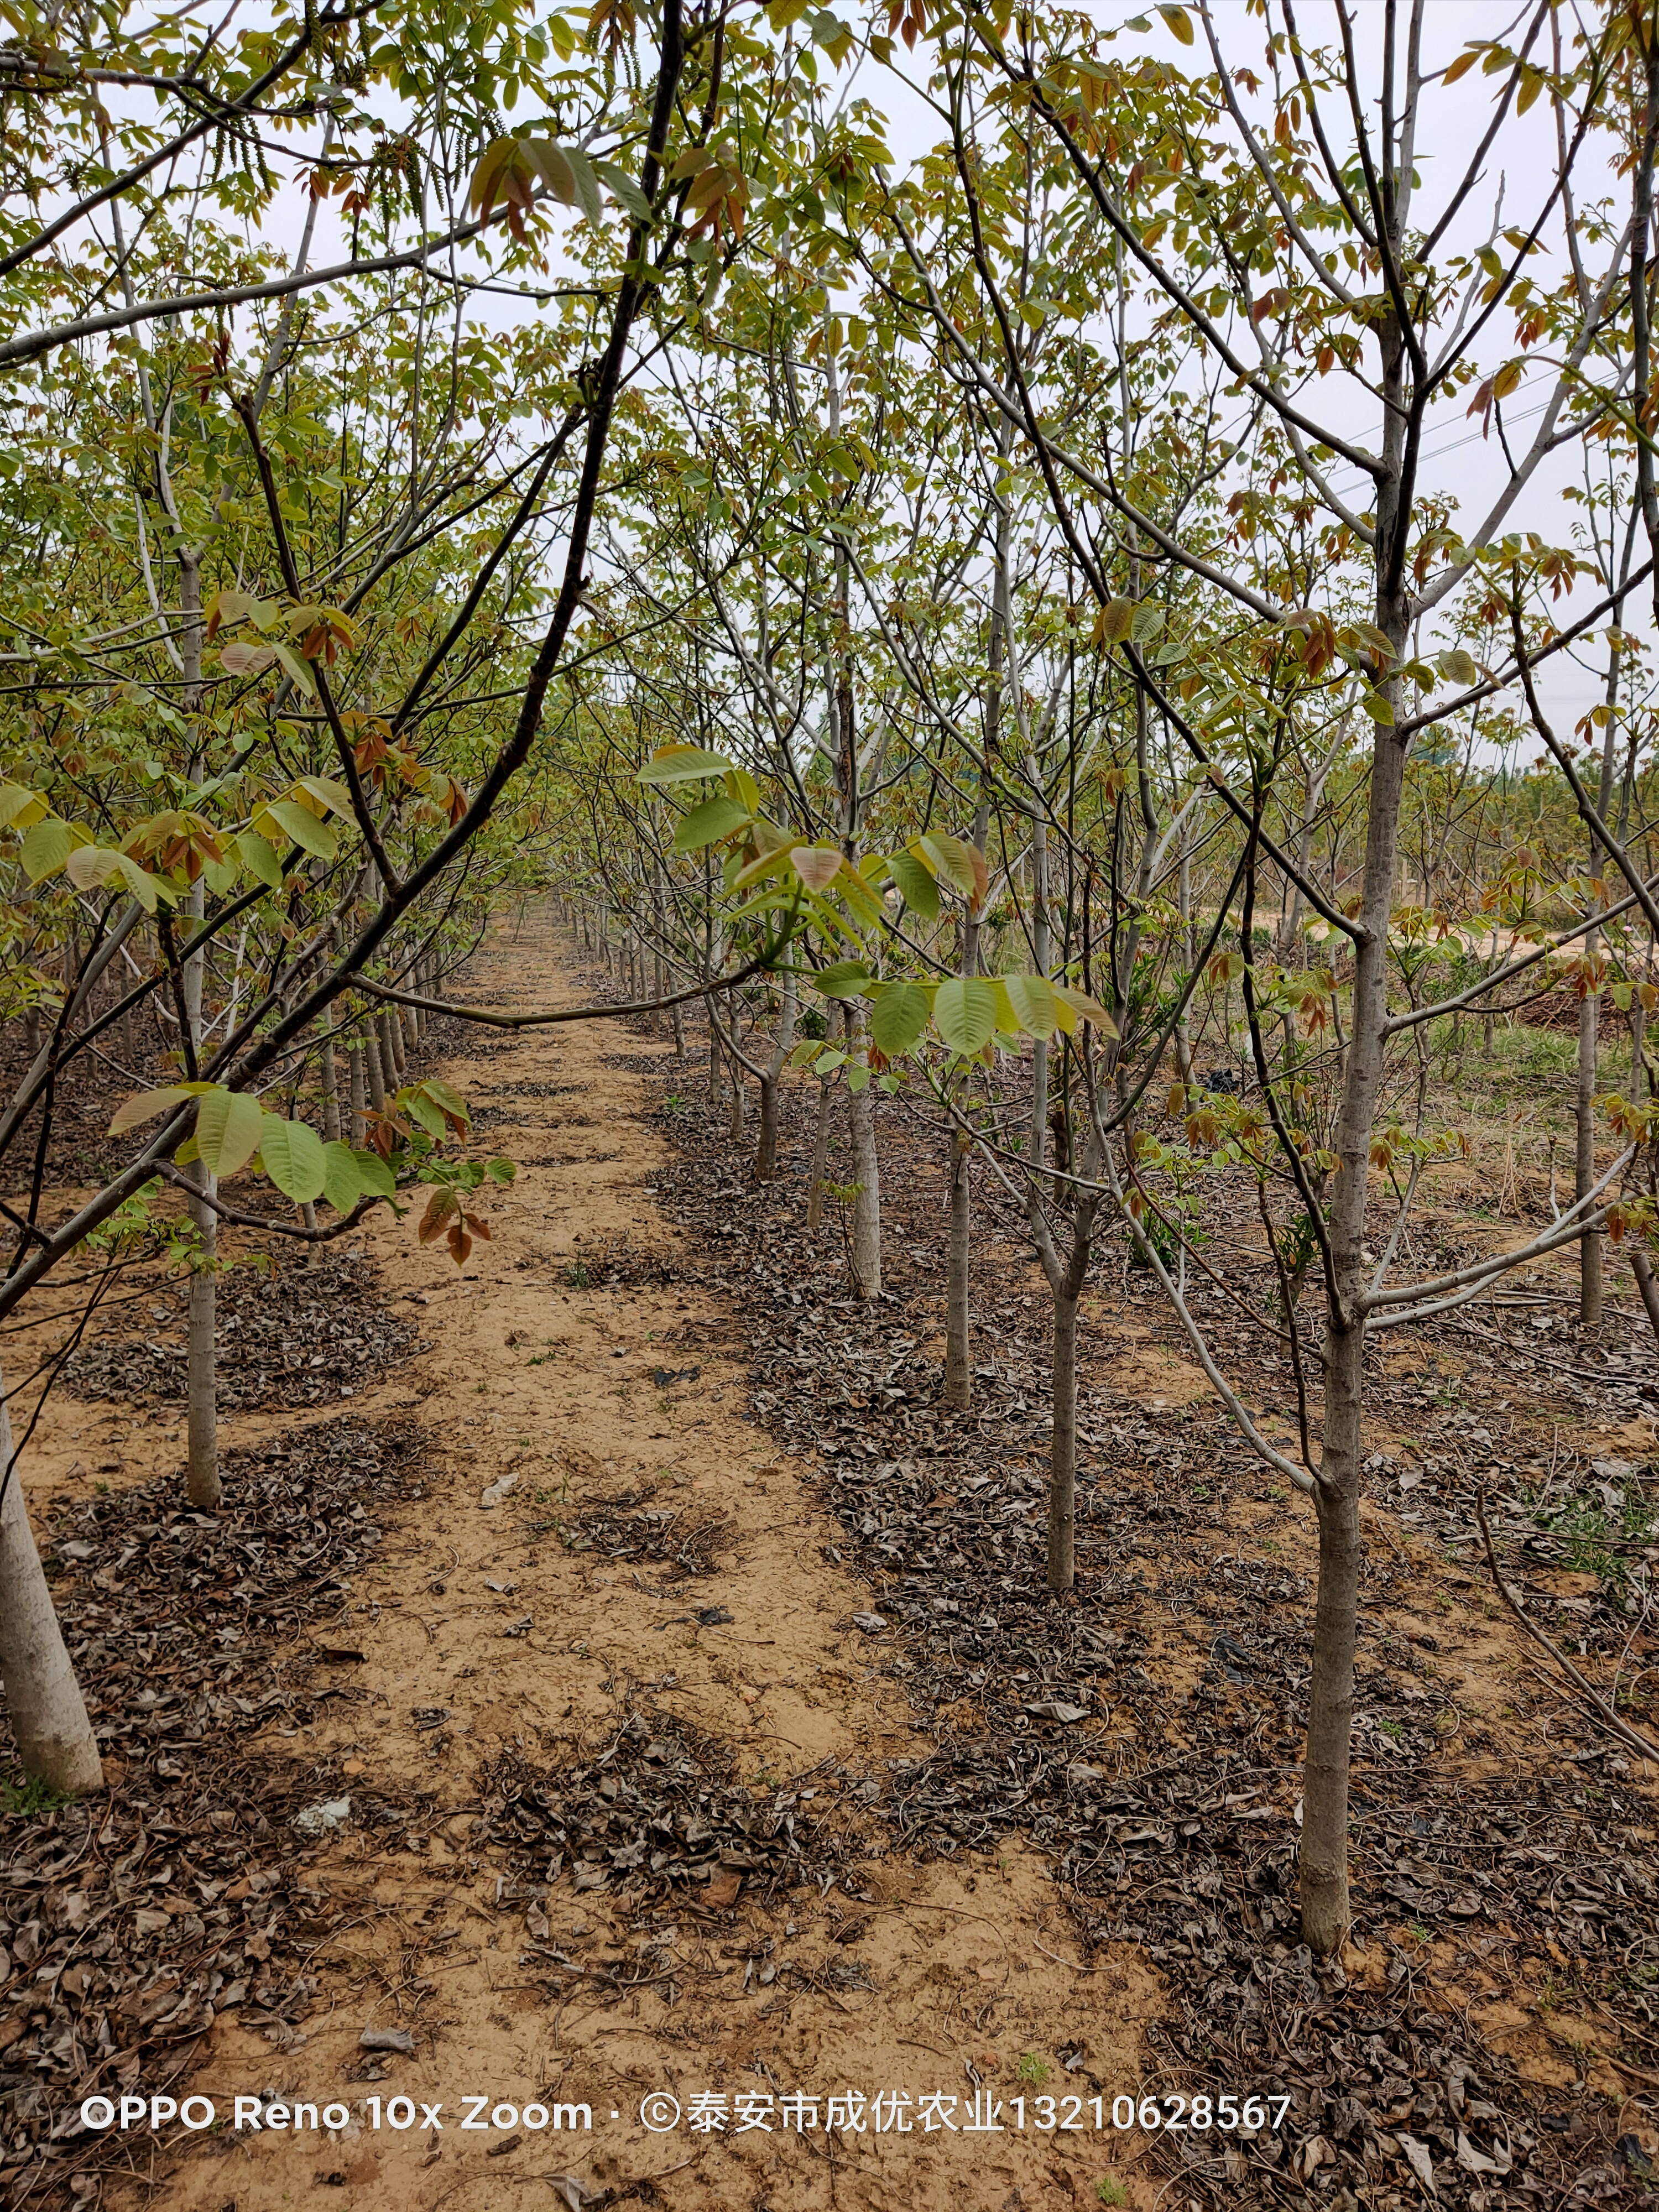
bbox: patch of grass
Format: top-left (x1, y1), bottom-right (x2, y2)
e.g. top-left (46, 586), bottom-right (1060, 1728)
top-left (1016, 2053), bottom-right (1050, 2085)
top-left (2, 1773), bottom-right (71, 1817)
top-left (1525, 1470), bottom-right (1657, 1582)
top-left (562, 1261), bottom-right (590, 1288)
top-left (1096, 2183), bottom-right (1128, 2208)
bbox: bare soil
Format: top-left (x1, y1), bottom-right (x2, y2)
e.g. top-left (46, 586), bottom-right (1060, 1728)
top-left (6, 907), bottom-right (1659, 2212)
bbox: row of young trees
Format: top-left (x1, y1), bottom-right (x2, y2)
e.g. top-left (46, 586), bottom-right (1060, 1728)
top-left (6, 0), bottom-right (1659, 1962)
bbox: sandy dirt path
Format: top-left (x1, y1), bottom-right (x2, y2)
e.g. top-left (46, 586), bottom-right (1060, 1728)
top-left (131, 909), bottom-right (1158, 2212)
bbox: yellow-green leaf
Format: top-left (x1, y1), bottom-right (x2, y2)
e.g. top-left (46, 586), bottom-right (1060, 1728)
top-left (933, 977), bottom-right (998, 1055)
top-left (21, 817), bottom-right (74, 883)
top-left (1002, 972), bottom-right (1060, 1039)
top-left (672, 795), bottom-right (753, 852)
top-left (295, 774), bottom-right (355, 817)
top-left (257, 1114), bottom-right (327, 1203)
top-left (259, 800), bottom-right (338, 859)
top-left (0, 783), bottom-right (49, 833)
top-left (1052, 983), bottom-right (1119, 1038)
top-left (351, 1147), bottom-right (397, 1198)
top-left (637, 744), bottom-right (732, 785)
top-left (1094, 596), bottom-right (1136, 645)
top-left (195, 1087), bottom-right (265, 1178)
top-left (108, 1084), bottom-right (200, 1135)
top-left (321, 1140), bottom-right (363, 1214)
top-left (888, 849), bottom-right (941, 920)
top-left (236, 830), bottom-right (284, 886)
top-left (869, 980), bottom-right (931, 1056)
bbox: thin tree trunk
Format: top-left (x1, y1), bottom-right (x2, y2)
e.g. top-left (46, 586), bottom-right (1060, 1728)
top-left (1635, 1249), bottom-right (1659, 1354)
top-left (755, 971), bottom-right (796, 1182)
top-left (726, 991), bottom-right (744, 1140)
top-left (845, 1005), bottom-right (881, 1298)
top-left (1047, 1279), bottom-right (1080, 1592)
top-left (366, 1026), bottom-right (388, 1113)
top-left (1175, 842), bottom-right (1194, 1085)
top-left (180, 878), bottom-right (220, 1514)
top-left (943, 1126), bottom-right (972, 1410)
top-left (1307, 707), bottom-right (1409, 1955)
top-left (1634, 963), bottom-right (1650, 1094)
top-left (1579, 629), bottom-right (1623, 1327)
top-left (0, 1389), bottom-right (103, 1796)
top-left (756, 1071), bottom-right (780, 1177)
top-left (1578, 951), bottom-right (1603, 1326)
top-left (806, 1073), bottom-right (834, 1229)
top-left (381, 1007), bottom-right (405, 1083)
top-left (349, 1044), bottom-right (366, 1145)
top-left (320, 1037), bottom-right (341, 1143)
top-left (728, 1050), bottom-right (745, 1140)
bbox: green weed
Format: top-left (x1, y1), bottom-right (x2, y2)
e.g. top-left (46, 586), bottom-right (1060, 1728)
top-left (2, 1773), bottom-right (70, 1817)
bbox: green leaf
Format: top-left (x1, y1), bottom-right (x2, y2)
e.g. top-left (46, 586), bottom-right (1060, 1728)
top-left (261, 800), bottom-right (338, 859)
top-left (1437, 647), bottom-right (1481, 687)
top-left (933, 977), bottom-right (998, 1055)
top-left (888, 849), bottom-right (941, 920)
top-left (917, 832), bottom-right (980, 900)
top-left (21, 817), bottom-right (73, 882)
top-left (637, 744), bottom-right (733, 785)
top-left (294, 773), bottom-right (354, 817)
top-left (257, 1114), bottom-right (327, 1203)
top-left (1095, 596), bottom-right (1136, 644)
top-left (869, 980), bottom-right (932, 1056)
top-left (1158, 2), bottom-right (1194, 38)
top-left (1001, 973), bottom-right (1060, 1039)
top-left (813, 960), bottom-right (873, 999)
top-left (591, 157), bottom-right (653, 223)
top-left (403, 1088), bottom-right (447, 1139)
top-left (1053, 983), bottom-right (1120, 1039)
top-left (198, 855), bottom-right (241, 902)
top-left (351, 1147), bottom-right (397, 1198)
top-left (0, 782), bottom-right (49, 832)
top-left (415, 1076), bottom-right (470, 1126)
top-left (236, 830), bottom-right (284, 887)
top-left (321, 1140), bottom-right (363, 1214)
top-left (672, 795), bottom-right (753, 851)
top-left (270, 640), bottom-right (318, 698)
top-left (1359, 687), bottom-right (1395, 725)
top-left (195, 1087), bottom-right (265, 1178)
top-left (108, 1084), bottom-right (199, 1135)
